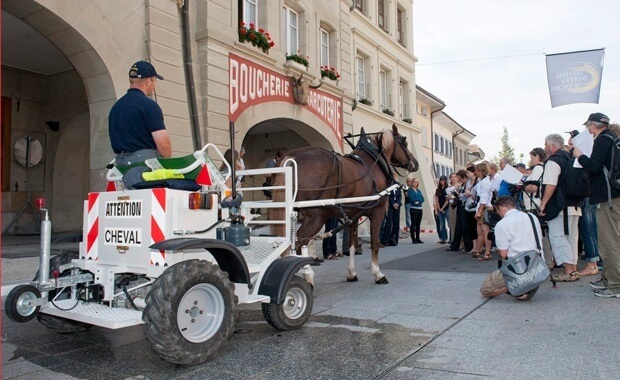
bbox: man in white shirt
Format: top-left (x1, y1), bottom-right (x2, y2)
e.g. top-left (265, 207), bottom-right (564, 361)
top-left (480, 195), bottom-right (544, 300)
top-left (540, 134), bottom-right (581, 282)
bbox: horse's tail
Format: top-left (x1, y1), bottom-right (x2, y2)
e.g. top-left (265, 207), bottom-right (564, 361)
top-left (270, 172), bottom-right (287, 237)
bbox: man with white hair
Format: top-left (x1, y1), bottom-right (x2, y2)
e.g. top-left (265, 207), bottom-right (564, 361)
top-left (539, 134), bottom-right (581, 282)
top-left (573, 112), bottom-right (620, 298)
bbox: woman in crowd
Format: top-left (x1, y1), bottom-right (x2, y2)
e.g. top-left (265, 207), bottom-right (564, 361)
top-left (463, 166), bottom-right (479, 253)
top-left (447, 170), bottom-right (468, 251)
top-left (434, 175), bottom-right (449, 244)
top-left (472, 162), bottom-right (493, 260)
top-left (446, 173), bottom-right (461, 244)
top-left (408, 178), bottom-right (425, 244)
top-left (523, 147), bottom-right (546, 213)
top-left (523, 148), bottom-right (554, 268)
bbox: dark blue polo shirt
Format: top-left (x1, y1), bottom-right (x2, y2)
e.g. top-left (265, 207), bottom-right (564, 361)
top-left (109, 88), bottom-right (166, 154)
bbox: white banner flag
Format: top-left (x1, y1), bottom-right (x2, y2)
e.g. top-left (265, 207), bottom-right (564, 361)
top-left (545, 48), bottom-right (605, 108)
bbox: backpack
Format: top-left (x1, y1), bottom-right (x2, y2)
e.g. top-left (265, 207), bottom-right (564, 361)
top-left (600, 134), bottom-right (620, 191)
top-left (562, 157), bottom-right (589, 207)
top-left (548, 149), bottom-right (588, 207)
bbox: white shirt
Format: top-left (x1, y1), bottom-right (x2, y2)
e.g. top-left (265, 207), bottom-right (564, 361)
top-left (495, 209), bottom-right (543, 258)
top-left (523, 164), bottom-right (543, 211)
top-left (490, 173), bottom-right (502, 192)
top-left (476, 176), bottom-right (492, 206)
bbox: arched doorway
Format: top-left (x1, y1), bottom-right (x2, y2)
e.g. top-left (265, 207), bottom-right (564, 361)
top-left (232, 117), bottom-right (333, 201)
top-left (2, 2), bottom-right (115, 232)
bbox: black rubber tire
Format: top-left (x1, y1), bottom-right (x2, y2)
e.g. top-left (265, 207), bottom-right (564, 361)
top-left (5, 284), bottom-right (41, 323)
top-left (142, 260), bottom-right (237, 365)
top-left (262, 276), bottom-right (313, 331)
top-left (34, 251), bottom-right (92, 333)
top-left (36, 313), bottom-right (92, 333)
top-left (33, 251), bottom-right (79, 283)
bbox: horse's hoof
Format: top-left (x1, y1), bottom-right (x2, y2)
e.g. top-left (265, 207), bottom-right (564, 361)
top-left (375, 277), bottom-right (389, 284)
top-left (347, 276), bottom-right (359, 282)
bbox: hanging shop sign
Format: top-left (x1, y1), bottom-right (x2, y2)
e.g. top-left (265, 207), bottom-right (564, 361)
top-left (229, 53), bottom-right (343, 146)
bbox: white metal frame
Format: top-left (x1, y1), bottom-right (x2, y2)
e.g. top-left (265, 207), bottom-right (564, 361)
top-left (37, 144), bottom-right (399, 330)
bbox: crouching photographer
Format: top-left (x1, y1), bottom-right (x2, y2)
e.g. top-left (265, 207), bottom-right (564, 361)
top-left (480, 195), bottom-right (547, 301)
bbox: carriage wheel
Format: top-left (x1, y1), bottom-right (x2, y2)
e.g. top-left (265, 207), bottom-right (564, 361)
top-left (5, 285), bottom-right (41, 323)
top-left (262, 276), bottom-right (313, 331)
top-left (34, 252), bottom-right (92, 333)
top-left (143, 260), bottom-right (237, 365)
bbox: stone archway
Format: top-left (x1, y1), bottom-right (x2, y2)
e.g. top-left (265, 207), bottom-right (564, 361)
top-left (2, 1), bottom-right (116, 231)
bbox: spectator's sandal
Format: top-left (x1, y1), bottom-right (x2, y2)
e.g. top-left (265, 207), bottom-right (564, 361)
top-left (478, 253), bottom-right (492, 261)
top-left (553, 271), bottom-right (579, 282)
top-left (470, 251), bottom-right (480, 258)
top-left (516, 287), bottom-right (539, 301)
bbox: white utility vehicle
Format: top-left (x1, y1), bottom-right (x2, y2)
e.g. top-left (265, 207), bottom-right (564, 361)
top-left (4, 143), bottom-right (318, 365)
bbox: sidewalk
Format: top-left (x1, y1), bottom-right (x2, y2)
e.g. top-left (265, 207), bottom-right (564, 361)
top-left (1, 233), bottom-right (80, 295)
top-left (2, 230), bottom-right (619, 379)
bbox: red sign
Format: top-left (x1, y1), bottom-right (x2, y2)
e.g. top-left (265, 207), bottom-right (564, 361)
top-left (229, 54), bottom-right (343, 147)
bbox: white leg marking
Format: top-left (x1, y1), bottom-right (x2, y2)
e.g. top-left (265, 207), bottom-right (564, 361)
top-left (347, 253), bottom-right (356, 279)
top-left (371, 263), bottom-right (384, 282)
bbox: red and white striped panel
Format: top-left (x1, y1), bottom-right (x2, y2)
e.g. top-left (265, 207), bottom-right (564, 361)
top-left (86, 193), bottom-right (100, 260)
top-left (150, 189), bottom-right (167, 265)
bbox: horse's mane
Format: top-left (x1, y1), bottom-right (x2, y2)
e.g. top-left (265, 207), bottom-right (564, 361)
top-left (372, 129), bottom-right (394, 156)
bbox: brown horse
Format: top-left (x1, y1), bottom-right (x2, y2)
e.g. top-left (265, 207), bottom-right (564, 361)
top-left (273, 124), bottom-right (418, 284)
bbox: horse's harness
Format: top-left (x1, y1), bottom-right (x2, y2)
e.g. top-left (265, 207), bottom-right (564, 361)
top-left (299, 131), bottom-right (403, 235)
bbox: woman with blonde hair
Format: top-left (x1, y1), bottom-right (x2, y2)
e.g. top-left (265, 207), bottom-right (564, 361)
top-left (472, 162), bottom-right (493, 260)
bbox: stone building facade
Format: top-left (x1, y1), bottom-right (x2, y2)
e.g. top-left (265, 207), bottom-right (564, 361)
top-left (1, 0), bottom-right (442, 233)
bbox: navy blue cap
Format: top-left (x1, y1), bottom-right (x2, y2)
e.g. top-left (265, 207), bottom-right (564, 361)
top-left (129, 61), bottom-right (164, 80)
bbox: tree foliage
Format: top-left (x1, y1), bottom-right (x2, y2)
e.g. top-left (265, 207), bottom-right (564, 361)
top-left (497, 127), bottom-right (516, 164)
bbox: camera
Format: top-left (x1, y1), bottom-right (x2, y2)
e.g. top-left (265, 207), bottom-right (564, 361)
top-left (466, 196), bottom-right (479, 211)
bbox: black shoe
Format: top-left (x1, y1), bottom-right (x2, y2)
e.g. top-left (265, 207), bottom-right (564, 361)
top-left (416, 239), bottom-right (424, 244)
top-left (314, 257), bottom-right (324, 263)
top-left (343, 251), bottom-right (350, 256)
top-left (355, 251), bottom-right (362, 255)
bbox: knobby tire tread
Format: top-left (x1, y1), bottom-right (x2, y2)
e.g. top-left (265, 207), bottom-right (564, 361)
top-left (143, 260), bottom-right (237, 365)
top-left (262, 276), bottom-right (313, 331)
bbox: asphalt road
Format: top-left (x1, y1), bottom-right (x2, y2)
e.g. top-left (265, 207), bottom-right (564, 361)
top-left (2, 237), bottom-right (619, 380)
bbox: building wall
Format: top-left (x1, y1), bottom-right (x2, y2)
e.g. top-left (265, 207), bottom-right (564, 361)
top-left (2, 0), bottom-right (193, 231)
top-left (2, 0), bottom-right (440, 234)
top-left (1, 66), bottom-right (90, 233)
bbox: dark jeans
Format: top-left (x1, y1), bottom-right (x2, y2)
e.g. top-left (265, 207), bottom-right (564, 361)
top-left (115, 148), bottom-right (159, 167)
top-left (579, 197), bottom-right (600, 263)
top-left (463, 211), bottom-right (477, 252)
top-left (410, 208), bottom-right (423, 241)
top-left (435, 210), bottom-right (448, 241)
top-left (381, 206), bottom-right (401, 246)
top-left (322, 217), bottom-right (338, 255)
top-left (449, 205), bottom-right (465, 250)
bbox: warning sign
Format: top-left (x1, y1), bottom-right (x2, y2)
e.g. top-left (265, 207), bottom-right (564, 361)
top-left (103, 228), bottom-right (143, 247)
